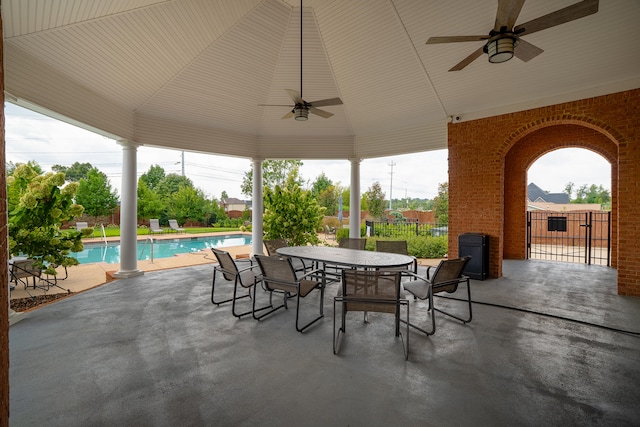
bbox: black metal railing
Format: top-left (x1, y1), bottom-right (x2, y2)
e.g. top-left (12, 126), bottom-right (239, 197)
top-left (365, 220), bottom-right (448, 238)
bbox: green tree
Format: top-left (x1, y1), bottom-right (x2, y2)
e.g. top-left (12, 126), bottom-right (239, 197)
top-left (155, 173), bottom-right (194, 196)
top-left (169, 186), bottom-right (209, 224)
top-left (432, 182), bottom-right (449, 224)
top-left (317, 185), bottom-right (338, 216)
top-left (564, 181), bottom-right (575, 199)
top-left (221, 190), bottom-right (229, 200)
top-left (241, 160), bottom-right (303, 197)
top-left (573, 183), bottom-right (610, 205)
top-left (310, 172), bottom-right (333, 198)
top-left (6, 160), bottom-right (44, 176)
top-left (7, 164), bottom-right (90, 274)
top-left (52, 161), bottom-right (93, 182)
top-left (75, 168), bottom-right (119, 222)
top-left (263, 177), bottom-right (325, 246)
top-left (139, 165), bottom-right (166, 191)
top-left (137, 179), bottom-right (166, 222)
top-left (365, 181), bottom-right (386, 219)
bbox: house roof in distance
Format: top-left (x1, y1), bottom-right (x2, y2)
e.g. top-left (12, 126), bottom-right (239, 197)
top-left (527, 183), bottom-right (569, 204)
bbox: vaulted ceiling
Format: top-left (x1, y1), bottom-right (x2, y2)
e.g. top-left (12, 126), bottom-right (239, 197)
top-left (3, 0), bottom-right (640, 161)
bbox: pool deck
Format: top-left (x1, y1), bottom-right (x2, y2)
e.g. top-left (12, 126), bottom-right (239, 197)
top-left (9, 232), bottom-right (254, 302)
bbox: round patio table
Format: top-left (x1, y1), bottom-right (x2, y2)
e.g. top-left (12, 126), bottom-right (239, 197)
top-left (276, 246), bottom-right (414, 269)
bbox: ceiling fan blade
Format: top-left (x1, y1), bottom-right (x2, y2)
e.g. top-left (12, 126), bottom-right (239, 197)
top-left (494, 0), bottom-right (525, 31)
top-left (282, 111), bottom-right (294, 120)
top-left (514, 0), bottom-right (599, 36)
top-left (427, 35), bottom-right (488, 44)
top-left (285, 89), bottom-right (302, 103)
top-left (309, 97), bottom-right (343, 107)
top-left (515, 39), bottom-right (544, 62)
top-left (258, 104), bottom-right (294, 107)
top-left (448, 46), bottom-right (484, 71)
top-left (309, 107), bottom-right (333, 118)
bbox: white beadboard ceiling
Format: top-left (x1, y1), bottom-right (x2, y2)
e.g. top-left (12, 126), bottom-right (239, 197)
top-left (3, 0), bottom-right (640, 160)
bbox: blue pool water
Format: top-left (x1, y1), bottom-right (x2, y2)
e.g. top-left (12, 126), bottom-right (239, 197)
top-left (72, 234), bottom-right (252, 264)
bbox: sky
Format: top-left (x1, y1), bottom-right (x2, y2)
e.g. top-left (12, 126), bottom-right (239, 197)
top-left (4, 102), bottom-right (611, 201)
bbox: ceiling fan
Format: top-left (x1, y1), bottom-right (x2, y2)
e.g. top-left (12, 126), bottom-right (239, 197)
top-left (258, 0), bottom-right (342, 121)
top-left (426, 0), bottom-right (599, 71)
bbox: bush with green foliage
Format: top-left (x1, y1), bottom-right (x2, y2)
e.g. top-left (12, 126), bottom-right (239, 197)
top-left (7, 164), bottom-right (92, 274)
top-left (361, 235), bottom-right (448, 259)
top-left (263, 182), bottom-right (324, 246)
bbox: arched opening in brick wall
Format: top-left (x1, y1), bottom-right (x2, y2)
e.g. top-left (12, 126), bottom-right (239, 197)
top-left (503, 123), bottom-right (618, 268)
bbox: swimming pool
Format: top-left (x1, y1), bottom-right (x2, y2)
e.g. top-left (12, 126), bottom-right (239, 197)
top-left (73, 234), bottom-right (252, 264)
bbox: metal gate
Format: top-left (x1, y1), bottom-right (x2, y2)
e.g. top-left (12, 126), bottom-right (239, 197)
top-left (526, 211), bottom-right (611, 266)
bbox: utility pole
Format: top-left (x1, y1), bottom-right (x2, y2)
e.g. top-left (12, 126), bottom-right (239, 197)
top-left (388, 161), bottom-right (396, 210)
top-left (181, 151), bottom-right (185, 176)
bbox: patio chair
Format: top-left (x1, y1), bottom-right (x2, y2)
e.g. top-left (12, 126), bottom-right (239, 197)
top-left (325, 224), bottom-right (336, 240)
top-left (375, 240), bottom-right (418, 276)
top-left (149, 219), bottom-right (164, 234)
top-left (402, 256), bottom-right (472, 336)
top-left (252, 254), bottom-right (325, 332)
top-left (334, 269), bottom-right (409, 360)
top-left (210, 248), bottom-right (262, 318)
top-left (264, 238), bottom-right (311, 274)
top-left (75, 222), bottom-right (89, 232)
top-left (9, 258), bottom-right (71, 297)
top-left (169, 219), bottom-right (185, 233)
top-left (338, 237), bottom-right (367, 250)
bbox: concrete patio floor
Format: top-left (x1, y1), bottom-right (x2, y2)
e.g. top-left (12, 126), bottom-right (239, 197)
top-left (9, 260), bottom-right (640, 426)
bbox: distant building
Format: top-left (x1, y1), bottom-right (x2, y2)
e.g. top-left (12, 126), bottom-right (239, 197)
top-left (527, 183), bottom-right (601, 211)
top-left (527, 183), bottom-right (569, 204)
top-left (221, 198), bottom-right (248, 212)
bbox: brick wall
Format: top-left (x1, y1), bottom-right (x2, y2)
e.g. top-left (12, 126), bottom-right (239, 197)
top-left (449, 89), bottom-right (638, 296)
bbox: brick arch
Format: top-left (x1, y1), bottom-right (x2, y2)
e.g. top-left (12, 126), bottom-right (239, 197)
top-left (499, 115), bottom-right (625, 160)
top-left (503, 122), bottom-right (618, 266)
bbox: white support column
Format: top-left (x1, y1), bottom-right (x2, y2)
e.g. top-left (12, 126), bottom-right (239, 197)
top-left (251, 158), bottom-right (264, 257)
top-left (114, 140), bottom-right (144, 278)
top-left (349, 158), bottom-right (361, 238)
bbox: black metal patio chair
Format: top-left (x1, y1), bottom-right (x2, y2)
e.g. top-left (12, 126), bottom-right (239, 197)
top-left (402, 256), bottom-right (472, 335)
top-left (334, 269), bottom-right (409, 360)
top-left (252, 254), bottom-right (325, 332)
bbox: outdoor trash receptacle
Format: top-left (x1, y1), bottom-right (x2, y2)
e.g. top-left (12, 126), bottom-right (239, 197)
top-left (458, 233), bottom-right (489, 280)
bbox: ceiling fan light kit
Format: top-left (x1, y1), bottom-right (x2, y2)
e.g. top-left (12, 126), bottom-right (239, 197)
top-left (294, 106), bottom-right (309, 121)
top-left (485, 34), bottom-right (518, 63)
top-left (426, 0), bottom-right (599, 71)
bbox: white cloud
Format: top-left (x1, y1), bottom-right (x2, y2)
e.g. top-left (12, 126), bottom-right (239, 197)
top-left (5, 103), bottom-right (610, 201)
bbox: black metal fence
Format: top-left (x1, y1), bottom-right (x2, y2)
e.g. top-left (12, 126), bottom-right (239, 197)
top-left (365, 220), bottom-right (448, 238)
top-left (527, 211), bottom-right (611, 266)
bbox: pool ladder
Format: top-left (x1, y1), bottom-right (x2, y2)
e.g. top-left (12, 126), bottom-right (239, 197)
top-left (140, 236), bottom-right (155, 263)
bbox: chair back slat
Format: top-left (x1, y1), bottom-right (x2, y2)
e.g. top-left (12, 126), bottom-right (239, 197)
top-left (431, 256), bottom-right (471, 292)
top-left (338, 238), bottom-right (367, 250)
top-left (255, 254), bottom-right (297, 290)
top-left (341, 269), bottom-right (401, 314)
top-left (264, 239), bottom-right (288, 256)
top-left (375, 240), bottom-right (408, 255)
top-left (211, 248), bottom-right (238, 281)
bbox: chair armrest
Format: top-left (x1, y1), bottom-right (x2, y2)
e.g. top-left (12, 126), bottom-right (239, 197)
top-left (298, 268), bottom-right (325, 282)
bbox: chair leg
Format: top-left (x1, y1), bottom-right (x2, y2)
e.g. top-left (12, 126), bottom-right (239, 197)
top-left (433, 278), bottom-right (473, 324)
top-left (211, 268), bottom-right (251, 306)
top-left (333, 297), bottom-right (346, 355)
top-left (252, 287), bottom-right (287, 321)
top-left (295, 284), bottom-right (324, 333)
top-left (402, 286), bottom-right (436, 336)
top-left (231, 280), bottom-right (256, 318)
